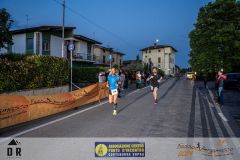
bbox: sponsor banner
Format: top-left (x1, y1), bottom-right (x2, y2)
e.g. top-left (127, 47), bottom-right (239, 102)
top-left (0, 138), bottom-right (239, 160)
top-left (0, 83), bottom-right (109, 128)
top-left (95, 142), bottom-right (145, 157)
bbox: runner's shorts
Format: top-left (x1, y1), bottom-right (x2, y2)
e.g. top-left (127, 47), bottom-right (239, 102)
top-left (150, 85), bottom-right (159, 92)
top-left (109, 89), bottom-right (118, 95)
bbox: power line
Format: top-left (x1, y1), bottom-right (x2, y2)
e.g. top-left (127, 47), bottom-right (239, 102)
top-left (51, 0), bottom-right (140, 50)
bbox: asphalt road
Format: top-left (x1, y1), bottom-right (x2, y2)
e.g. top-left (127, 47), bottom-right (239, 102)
top-left (1, 77), bottom-right (239, 137)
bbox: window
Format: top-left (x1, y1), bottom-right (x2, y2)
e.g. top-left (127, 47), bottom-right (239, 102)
top-left (87, 43), bottom-right (91, 54)
top-left (149, 50), bottom-right (151, 53)
top-left (103, 55), bottom-right (106, 64)
top-left (112, 57), bottom-right (115, 62)
top-left (26, 38), bottom-right (33, 51)
top-left (158, 57), bottom-right (161, 63)
top-left (145, 51), bottom-right (147, 53)
top-left (148, 58), bottom-right (151, 62)
top-left (120, 59), bottom-right (122, 65)
top-left (42, 41), bottom-right (50, 51)
top-left (158, 50), bottom-right (161, 52)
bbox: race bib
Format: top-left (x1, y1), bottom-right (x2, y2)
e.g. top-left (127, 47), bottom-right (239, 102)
top-left (111, 89), bottom-right (118, 95)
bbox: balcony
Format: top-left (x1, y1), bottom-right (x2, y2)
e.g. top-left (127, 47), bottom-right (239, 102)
top-left (72, 52), bottom-right (112, 65)
top-left (72, 53), bottom-right (96, 62)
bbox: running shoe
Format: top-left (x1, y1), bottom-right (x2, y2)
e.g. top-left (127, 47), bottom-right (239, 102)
top-left (113, 109), bottom-right (117, 116)
top-left (154, 99), bottom-right (158, 104)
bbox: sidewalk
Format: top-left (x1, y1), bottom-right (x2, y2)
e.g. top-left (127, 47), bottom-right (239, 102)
top-left (206, 81), bottom-right (240, 128)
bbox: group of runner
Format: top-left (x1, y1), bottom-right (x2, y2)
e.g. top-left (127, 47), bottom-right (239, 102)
top-left (107, 67), bottom-right (162, 116)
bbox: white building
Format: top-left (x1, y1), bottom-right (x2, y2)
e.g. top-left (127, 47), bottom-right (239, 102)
top-left (141, 44), bottom-right (177, 75)
top-left (0, 26), bottom-right (76, 57)
top-left (0, 25), bottom-right (125, 65)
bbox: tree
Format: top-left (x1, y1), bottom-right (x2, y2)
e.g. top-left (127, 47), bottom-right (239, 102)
top-left (125, 63), bottom-right (144, 71)
top-left (189, 0), bottom-right (240, 73)
top-left (0, 8), bottom-right (13, 49)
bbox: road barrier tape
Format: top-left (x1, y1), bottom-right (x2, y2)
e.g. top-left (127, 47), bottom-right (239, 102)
top-left (0, 83), bottom-right (109, 129)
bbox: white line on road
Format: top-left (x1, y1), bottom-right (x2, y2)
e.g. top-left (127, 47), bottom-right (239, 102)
top-left (218, 113), bottom-right (228, 122)
top-left (1, 84), bottom-right (152, 143)
top-left (0, 100), bottom-right (108, 144)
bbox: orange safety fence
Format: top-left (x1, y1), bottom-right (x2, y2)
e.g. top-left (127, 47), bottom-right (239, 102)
top-left (0, 83), bottom-right (109, 129)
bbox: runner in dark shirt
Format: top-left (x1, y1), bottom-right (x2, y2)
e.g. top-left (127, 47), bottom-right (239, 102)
top-left (147, 67), bottom-right (162, 104)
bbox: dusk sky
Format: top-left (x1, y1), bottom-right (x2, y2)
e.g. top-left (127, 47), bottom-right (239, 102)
top-left (1, 0), bottom-right (213, 68)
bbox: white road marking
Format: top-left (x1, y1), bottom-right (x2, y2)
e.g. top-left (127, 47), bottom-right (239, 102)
top-left (0, 100), bottom-right (108, 143)
top-left (218, 113), bottom-right (228, 122)
top-left (1, 78), bottom-right (173, 144)
top-left (0, 84), bottom-right (154, 142)
top-left (206, 87), bottom-right (228, 122)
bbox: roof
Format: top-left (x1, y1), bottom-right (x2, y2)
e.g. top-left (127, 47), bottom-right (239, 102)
top-left (94, 45), bottom-right (113, 51)
top-left (113, 51), bottom-right (125, 56)
top-left (11, 25), bottom-right (76, 34)
top-left (74, 34), bottom-right (101, 44)
top-left (94, 45), bottom-right (125, 56)
top-left (141, 44), bottom-right (177, 52)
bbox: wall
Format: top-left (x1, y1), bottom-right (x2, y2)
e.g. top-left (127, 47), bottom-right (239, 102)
top-left (12, 33), bottom-right (26, 54)
top-left (0, 48), bottom-right (8, 54)
top-left (50, 35), bottom-right (62, 57)
top-left (93, 47), bottom-right (103, 63)
top-left (78, 40), bottom-right (88, 59)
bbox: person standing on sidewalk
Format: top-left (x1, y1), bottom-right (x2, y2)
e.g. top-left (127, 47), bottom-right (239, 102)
top-left (216, 70), bottom-right (227, 105)
top-left (119, 70), bottom-right (126, 94)
top-left (147, 67), bottom-right (162, 104)
top-left (136, 71), bottom-right (142, 89)
top-left (107, 68), bottom-right (121, 116)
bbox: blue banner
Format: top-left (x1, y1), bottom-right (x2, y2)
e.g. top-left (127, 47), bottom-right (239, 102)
top-left (95, 142), bottom-right (145, 157)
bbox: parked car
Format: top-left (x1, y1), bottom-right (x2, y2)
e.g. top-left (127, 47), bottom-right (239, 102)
top-left (224, 73), bottom-right (240, 90)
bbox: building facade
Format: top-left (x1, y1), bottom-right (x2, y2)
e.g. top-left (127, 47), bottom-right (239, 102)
top-left (141, 44), bottom-right (177, 75)
top-left (0, 25), bottom-right (124, 65)
top-left (67, 34), bottom-right (101, 63)
top-left (94, 45), bottom-right (124, 66)
top-left (0, 26), bottom-right (76, 57)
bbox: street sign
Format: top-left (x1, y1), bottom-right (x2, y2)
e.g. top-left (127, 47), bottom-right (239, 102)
top-left (108, 54), bottom-right (112, 61)
top-left (68, 44), bottom-right (75, 51)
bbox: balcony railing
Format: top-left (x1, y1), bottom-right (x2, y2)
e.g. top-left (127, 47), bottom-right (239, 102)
top-left (73, 53), bottom-right (96, 62)
top-left (72, 53), bottom-right (115, 65)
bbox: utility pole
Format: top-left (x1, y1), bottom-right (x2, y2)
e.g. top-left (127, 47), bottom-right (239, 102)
top-left (62, 0), bottom-right (65, 58)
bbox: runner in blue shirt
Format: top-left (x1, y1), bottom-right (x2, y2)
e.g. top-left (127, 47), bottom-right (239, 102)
top-left (107, 68), bottom-right (121, 116)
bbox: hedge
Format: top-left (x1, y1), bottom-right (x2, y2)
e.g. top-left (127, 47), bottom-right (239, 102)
top-left (73, 66), bottom-right (107, 83)
top-left (0, 54), bottom-right (69, 93)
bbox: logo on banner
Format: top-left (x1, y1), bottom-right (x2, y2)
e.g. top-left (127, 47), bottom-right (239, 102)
top-left (177, 140), bottom-right (234, 157)
top-left (95, 142), bottom-right (145, 157)
top-left (7, 139), bottom-right (22, 158)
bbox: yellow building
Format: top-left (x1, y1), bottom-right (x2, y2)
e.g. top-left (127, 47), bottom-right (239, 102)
top-left (141, 44), bottom-right (177, 75)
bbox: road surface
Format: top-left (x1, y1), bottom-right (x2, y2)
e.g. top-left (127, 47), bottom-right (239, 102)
top-left (1, 77), bottom-right (239, 137)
